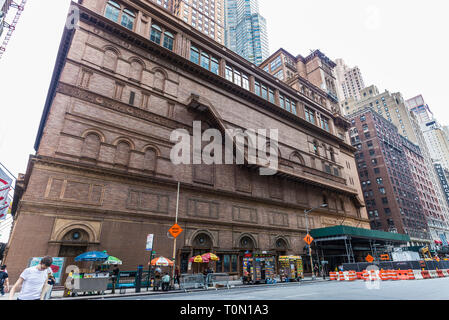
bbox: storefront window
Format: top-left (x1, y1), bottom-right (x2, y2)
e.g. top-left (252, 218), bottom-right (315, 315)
top-left (223, 255), bottom-right (230, 273)
top-left (231, 255), bottom-right (237, 272)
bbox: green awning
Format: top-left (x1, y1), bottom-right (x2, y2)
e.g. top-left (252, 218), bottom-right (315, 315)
top-left (310, 225), bottom-right (410, 243)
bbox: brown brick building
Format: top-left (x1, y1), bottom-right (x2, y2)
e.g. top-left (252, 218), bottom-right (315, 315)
top-left (4, 0), bottom-right (368, 281)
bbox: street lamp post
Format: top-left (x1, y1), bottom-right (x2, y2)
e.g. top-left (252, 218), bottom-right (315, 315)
top-left (304, 204), bottom-right (328, 280)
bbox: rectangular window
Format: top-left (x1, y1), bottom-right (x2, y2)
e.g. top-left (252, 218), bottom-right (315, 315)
top-left (242, 74), bottom-right (249, 90)
top-left (291, 101), bottom-right (297, 115)
top-left (305, 107), bottom-right (316, 124)
top-left (255, 81), bottom-right (261, 96)
top-left (261, 84), bottom-right (268, 100)
top-left (231, 255), bottom-right (237, 273)
top-left (129, 91), bottom-right (135, 105)
top-left (279, 95), bottom-right (285, 109)
top-left (223, 255), bottom-right (230, 273)
top-left (320, 116), bottom-right (330, 132)
top-left (225, 66), bottom-right (233, 82)
top-left (269, 89), bottom-right (275, 103)
top-left (285, 97), bottom-right (291, 112)
top-left (233, 70), bottom-right (242, 86)
top-left (210, 57), bottom-right (219, 75)
top-left (190, 46), bottom-right (200, 64)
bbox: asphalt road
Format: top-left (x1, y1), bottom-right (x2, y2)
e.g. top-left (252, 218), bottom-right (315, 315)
top-left (109, 278), bottom-right (449, 300)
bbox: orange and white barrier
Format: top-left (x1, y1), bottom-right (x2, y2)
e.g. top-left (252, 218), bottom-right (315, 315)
top-left (414, 270), bottom-right (424, 280)
top-left (329, 272), bottom-right (338, 281)
top-left (338, 272), bottom-right (345, 281)
top-left (389, 270), bottom-right (398, 280)
top-left (428, 270), bottom-right (438, 279)
top-left (379, 270), bottom-right (390, 281)
top-left (348, 271), bottom-right (357, 281)
top-left (407, 270), bottom-right (415, 280)
top-left (442, 270), bottom-right (449, 277)
top-left (396, 270), bottom-right (409, 280)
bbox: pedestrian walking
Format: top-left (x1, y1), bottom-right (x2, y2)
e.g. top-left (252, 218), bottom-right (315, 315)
top-left (174, 266), bottom-right (180, 286)
top-left (313, 264), bottom-right (319, 277)
top-left (0, 265), bottom-right (9, 296)
top-left (9, 256), bottom-right (53, 300)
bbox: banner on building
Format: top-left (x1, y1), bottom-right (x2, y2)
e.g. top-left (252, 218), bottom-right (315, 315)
top-left (0, 167), bottom-right (12, 203)
top-left (146, 234), bottom-right (154, 251)
top-left (0, 196), bottom-right (11, 220)
top-left (29, 257), bottom-right (65, 285)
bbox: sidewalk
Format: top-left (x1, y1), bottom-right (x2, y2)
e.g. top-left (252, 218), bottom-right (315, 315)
top-left (0, 277), bottom-right (330, 300)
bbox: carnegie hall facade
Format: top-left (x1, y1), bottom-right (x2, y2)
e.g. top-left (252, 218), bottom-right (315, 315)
top-left (4, 0), bottom-right (369, 280)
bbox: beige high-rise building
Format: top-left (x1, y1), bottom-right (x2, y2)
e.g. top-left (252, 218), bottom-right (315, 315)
top-left (173, 0), bottom-right (225, 45)
top-left (335, 59), bottom-right (365, 103)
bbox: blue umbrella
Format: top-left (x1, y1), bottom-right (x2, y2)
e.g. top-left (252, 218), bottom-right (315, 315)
top-left (75, 251), bottom-right (109, 262)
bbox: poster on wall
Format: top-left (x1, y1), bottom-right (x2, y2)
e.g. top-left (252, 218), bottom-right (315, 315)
top-left (29, 257), bottom-right (65, 285)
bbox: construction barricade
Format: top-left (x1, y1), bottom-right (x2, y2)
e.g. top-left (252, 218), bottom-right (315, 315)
top-left (365, 270), bottom-right (380, 281)
top-left (356, 272), bottom-right (363, 280)
top-left (407, 270), bottom-right (415, 280)
top-left (396, 270), bottom-right (409, 280)
top-left (361, 270), bottom-right (369, 281)
top-left (379, 270), bottom-right (390, 281)
top-left (443, 270), bottom-right (449, 277)
top-left (338, 272), bottom-right (345, 281)
top-left (389, 270), bottom-right (398, 280)
top-left (421, 270), bottom-right (431, 279)
top-left (206, 273), bottom-right (231, 290)
top-left (436, 270), bottom-right (445, 278)
top-left (428, 270), bottom-right (438, 279)
top-left (180, 274), bottom-right (206, 292)
top-left (348, 271), bottom-right (357, 281)
top-left (413, 270), bottom-right (424, 280)
top-left (329, 272), bottom-right (337, 281)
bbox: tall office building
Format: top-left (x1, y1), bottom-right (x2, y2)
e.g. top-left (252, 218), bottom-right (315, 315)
top-left (345, 86), bottom-right (449, 245)
top-left (224, 0), bottom-right (269, 65)
top-left (406, 95), bottom-right (449, 172)
top-left (335, 59), bottom-right (366, 102)
top-left (173, 0), bottom-right (226, 44)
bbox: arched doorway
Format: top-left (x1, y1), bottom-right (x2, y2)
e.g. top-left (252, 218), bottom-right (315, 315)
top-left (191, 233), bottom-right (213, 274)
top-left (238, 235), bottom-right (256, 276)
top-left (57, 228), bottom-right (90, 284)
top-left (274, 238), bottom-right (288, 274)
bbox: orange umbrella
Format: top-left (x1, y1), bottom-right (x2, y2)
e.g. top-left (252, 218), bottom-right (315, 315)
top-left (201, 253), bottom-right (220, 261)
top-left (149, 256), bottom-right (174, 266)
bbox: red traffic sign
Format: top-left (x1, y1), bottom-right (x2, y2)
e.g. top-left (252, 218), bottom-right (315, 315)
top-left (304, 234), bottom-right (314, 245)
top-left (365, 254), bottom-right (374, 263)
top-left (169, 224), bottom-right (183, 239)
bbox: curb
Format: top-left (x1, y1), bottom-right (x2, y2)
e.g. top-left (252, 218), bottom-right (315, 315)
top-left (51, 279), bottom-right (331, 300)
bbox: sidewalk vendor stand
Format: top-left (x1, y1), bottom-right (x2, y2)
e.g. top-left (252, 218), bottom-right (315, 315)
top-left (279, 256), bottom-right (303, 282)
top-left (71, 251), bottom-right (110, 295)
top-left (242, 253), bottom-right (275, 284)
top-left (149, 256), bottom-right (174, 290)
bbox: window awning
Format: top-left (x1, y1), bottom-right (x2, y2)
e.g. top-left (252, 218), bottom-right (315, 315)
top-left (310, 225), bottom-right (410, 243)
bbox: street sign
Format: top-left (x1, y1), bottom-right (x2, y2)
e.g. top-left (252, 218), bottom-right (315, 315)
top-left (304, 234), bottom-right (314, 245)
top-left (365, 254), bottom-right (374, 263)
top-left (380, 254), bottom-right (390, 261)
top-left (169, 223), bottom-right (183, 239)
top-left (145, 234), bottom-right (154, 251)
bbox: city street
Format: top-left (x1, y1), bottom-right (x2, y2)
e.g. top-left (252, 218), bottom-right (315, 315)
top-left (108, 278), bottom-right (449, 300)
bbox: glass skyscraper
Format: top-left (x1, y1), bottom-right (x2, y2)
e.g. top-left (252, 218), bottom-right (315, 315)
top-left (224, 0), bottom-right (269, 66)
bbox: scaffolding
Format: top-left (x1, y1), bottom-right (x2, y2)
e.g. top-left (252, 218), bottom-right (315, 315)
top-left (0, 0), bottom-right (27, 60)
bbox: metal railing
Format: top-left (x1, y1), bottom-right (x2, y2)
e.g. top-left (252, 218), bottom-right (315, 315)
top-left (205, 273), bottom-right (231, 290)
top-left (179, 274), bottom-right (206, 292)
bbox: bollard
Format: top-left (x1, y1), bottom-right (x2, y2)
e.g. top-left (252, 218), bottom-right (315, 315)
top-left (135, 265), bottom-right (143, 293)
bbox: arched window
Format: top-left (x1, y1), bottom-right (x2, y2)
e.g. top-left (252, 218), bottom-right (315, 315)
top-left (103, 49), bottom-right (118, 71)
top-left (82, 133), bottom-right (101, 160)
top-left (163, 31), bottom-right (174, 51)
top-left (115, 141), bottom-right (131, 166)
top-left (121, 8), bottom-right (135, 30)
top-left (143, 148), bottom-right (157, 172)
top-left (105, 1), bottom-right (120, 23)
top-left (150, 24), bottom-right (162, 44)
top-left (129, 59), bottom-right (143, 82)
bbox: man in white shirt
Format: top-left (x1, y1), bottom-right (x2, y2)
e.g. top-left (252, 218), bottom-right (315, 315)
top-left (9, 256), bottom-right (53, 300)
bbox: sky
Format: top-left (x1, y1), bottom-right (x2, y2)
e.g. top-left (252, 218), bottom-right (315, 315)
top-left (0, 0), bottom-right (449, 185)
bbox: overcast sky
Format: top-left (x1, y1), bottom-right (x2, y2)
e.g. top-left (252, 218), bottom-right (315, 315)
top-left (1, 0), bottom-right (448, 181)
